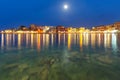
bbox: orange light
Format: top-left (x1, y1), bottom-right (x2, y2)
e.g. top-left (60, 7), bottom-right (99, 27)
top-left (68, 34), bottom-right (71, 50)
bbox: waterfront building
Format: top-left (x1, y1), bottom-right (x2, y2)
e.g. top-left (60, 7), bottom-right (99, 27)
top-left (56, 26), bottom-right (65, 33)
top-left (114, 22), bottom-right (120, 30)
top-left (30, 24), bottom-right (38, 31)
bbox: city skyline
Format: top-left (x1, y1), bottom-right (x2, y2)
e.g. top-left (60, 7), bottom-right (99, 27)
top-left (1, 1), bottom-right (120, 79)
top-left (1, 0), bottom-right (120, 29)
top-left (1, 22), bottom-right (120, 34)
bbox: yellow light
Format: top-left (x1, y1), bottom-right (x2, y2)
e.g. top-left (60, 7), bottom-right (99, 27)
top-left (68, 34), bottom-right (71, 50)
top-left (18, 34), bottom-right (21, 49)
top-left (37, 34), bottom-right (41, 51)
top-left (80, 34), bottom-right (83, 49)
top-left (112, 30), bottom-right (118, 33)
top-left (31, 34), bottom-right (34, 48)
top-left (91, 34), bottom-right (96, 48)
top-left (45, 34), bottom-right (49, 48)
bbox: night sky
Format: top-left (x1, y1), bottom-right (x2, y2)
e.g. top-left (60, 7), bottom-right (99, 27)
top-left (0, 0), bottom-right (120, 29)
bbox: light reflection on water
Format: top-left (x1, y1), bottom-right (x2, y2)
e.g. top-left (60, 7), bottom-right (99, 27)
top-left (0, 33), bottom-right (120, 80)
top-left (0, 33), bottom-right (120, 53)
top-left (112, 34), bottom-right (118, 53)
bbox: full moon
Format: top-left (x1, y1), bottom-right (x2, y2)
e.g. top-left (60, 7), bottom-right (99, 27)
top-left (64, 4), bottom-right (68, 10)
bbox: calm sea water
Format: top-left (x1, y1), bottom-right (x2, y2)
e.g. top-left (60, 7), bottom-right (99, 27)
top-left (0, 33), bottom-right (120, 80)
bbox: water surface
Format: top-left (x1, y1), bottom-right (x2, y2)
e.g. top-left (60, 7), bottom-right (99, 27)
top-left (0, 33), bottom-right (120, 80)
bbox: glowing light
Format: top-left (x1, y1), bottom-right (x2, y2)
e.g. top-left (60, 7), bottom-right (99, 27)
top-left (18, 34), bottom-right (21, 49)
top-left (13, 34), bottom-right (15, 46)
top-left (112, 33), bottom-right (118, 53)
top-left (112, 30), bottom-right (118, 33)
top-left (58, 34), bottom-right (61, 46)
top-left (5, 30), bottom-right (12, 33)
top-left (68, 34), bottom-right (71, 50)
top-left (91, 34), bottom-right (96, 48)
top-left (6, 34), bottom-right (9, 47)
top-left (84, 33), bottom-right (89, 46)
top-left (31, 34), bottom-right (34, 48)
top-left (64, 4), bottom-right (68, 10)
top-left (45, 34), bottom-right (49, 48)
top-left (98, 34), bottom-right (101, 47)
top-left (80, 34), bottom-right (83, 50)
top-left (43, 34), bottom-right (45, 48)
top-left (37, 34), bottom-right (41, 51)
top-left (63, 34), bottom-right (66, 45)
top-left (104, 33), bottom-right (111, 48)
top-left (51, 34), bottom-right (54, 46)
top-left (26, 34), bottom-right (29, 47)
top-left (1, 34), bottom-right (4, 48)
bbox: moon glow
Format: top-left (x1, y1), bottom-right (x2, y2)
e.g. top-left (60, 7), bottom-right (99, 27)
top-left (64, 4), bottom-right (68, 10)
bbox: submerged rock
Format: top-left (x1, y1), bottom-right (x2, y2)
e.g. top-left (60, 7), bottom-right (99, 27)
top-left (48, 66), bottom-right (70, 80)
top-left (3, 63), bottom-right (19, 70)
top-left (96, 55), bottom-right (113, 64)
top-left (40, 68), bottom-right (49, 80)
top-left (68, 57), bottom-right (81, 62)
top-left (28, 67), bottom-right (41, 75)
top-left (70, 51), bottom-right (78, 56)
top-left (22, 75), bottom-right (29, 80)
top-left (18, 64), bottom-right (28, 72)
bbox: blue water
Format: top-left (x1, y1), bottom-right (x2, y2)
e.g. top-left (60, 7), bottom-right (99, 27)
top-left (0, 33), bottom-right (120, 80)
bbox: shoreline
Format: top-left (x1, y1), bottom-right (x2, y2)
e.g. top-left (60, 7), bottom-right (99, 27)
top-left (0, 31), bottom-right (120, 34)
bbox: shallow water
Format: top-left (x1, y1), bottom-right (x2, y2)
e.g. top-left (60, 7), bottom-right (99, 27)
top-left (0, 33), bottom-right (120, 80)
